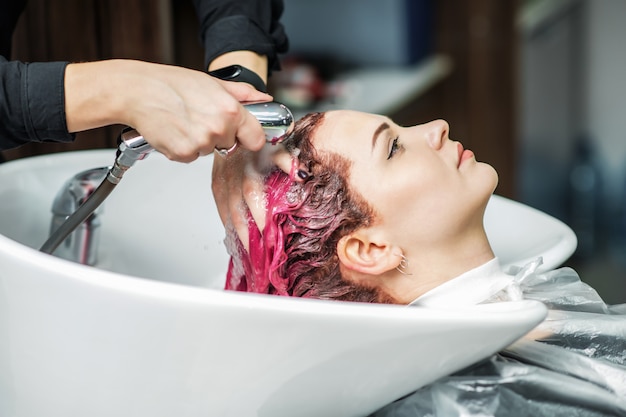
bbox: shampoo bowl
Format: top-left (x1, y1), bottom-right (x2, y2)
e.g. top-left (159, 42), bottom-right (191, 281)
top-left (0, 150), bottom-right (571, 417)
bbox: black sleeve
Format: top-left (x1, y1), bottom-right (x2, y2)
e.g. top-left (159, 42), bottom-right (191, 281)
top-left (0, 57), bottom-right (75, 151)
top-left (191, 0), bottom-right (289, 73)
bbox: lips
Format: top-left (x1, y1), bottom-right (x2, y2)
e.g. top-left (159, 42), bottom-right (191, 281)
top-left (457, 142), bottom-right (474, 167)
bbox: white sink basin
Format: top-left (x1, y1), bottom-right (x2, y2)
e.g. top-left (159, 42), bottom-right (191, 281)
top-left (0, 150), bottom-right (566, 417)
top-left (485, 189), bottom-right (577, 273)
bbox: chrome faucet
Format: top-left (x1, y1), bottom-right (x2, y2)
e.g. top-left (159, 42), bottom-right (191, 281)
top-left (49, 166), bottom-right (108, 265)
top-left (43, 128), bottom-right (156, 264)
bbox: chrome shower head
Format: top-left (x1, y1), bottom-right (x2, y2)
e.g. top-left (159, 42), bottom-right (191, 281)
top-left (243, 102), bottom-right (295, 144)
top-left (114, 101), bottom-right (294, 164)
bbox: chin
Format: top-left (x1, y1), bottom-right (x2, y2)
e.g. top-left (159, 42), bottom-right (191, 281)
top-left (475, 162), bottom-right (499, 194)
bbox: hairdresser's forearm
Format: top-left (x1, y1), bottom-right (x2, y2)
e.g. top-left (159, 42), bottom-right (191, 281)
top-left (64, 59), bottom-right (271, 161)
top-left (64, 60), bottom-right (131, 132)
top-left (64, 58), bottom-right (272, 129)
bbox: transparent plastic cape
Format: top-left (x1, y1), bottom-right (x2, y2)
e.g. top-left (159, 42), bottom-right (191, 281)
top-left (371, 258), bottom-right (626, 417)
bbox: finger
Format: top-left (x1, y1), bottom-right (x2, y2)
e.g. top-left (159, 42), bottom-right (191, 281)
top-left (226, 162), bottom-right (251, 252)
top-left (219, 80), bottom-right (273, 103)
top-left (272, 148), bottom-right (296, 176)
top-left (272, 147), bottom-right (312, 182)
top-left (235, 110), bottom-right (266, 151)
top-left (211, 158), bottom-right (232, 226)
top-left (228, 191), bottom-right (250, 252)
top-left (242, 169), bottom-right (267, 234)
top-left (161, 148), bottom-right (200, 164)
top-left (213, 156), bottom-right (252, 251)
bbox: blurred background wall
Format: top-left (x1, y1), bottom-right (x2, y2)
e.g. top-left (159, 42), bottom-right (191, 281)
top-left (518, 0), bottom-right (626, 302)
top-left (2, 0), bottom-right (519, 200)
top-left (2, 0), bottom-right (624, 301)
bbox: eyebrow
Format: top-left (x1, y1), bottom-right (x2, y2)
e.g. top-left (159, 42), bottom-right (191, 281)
top-left (371, 122), bottom-right (390, 154)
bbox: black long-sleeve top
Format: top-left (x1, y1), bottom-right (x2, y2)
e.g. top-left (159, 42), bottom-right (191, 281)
top-left (192, 0), bottom-right (288, 73)
top-left (0, 0), bottom-right (288, 151)
top-left (0, 0), bottom-right (72, 150)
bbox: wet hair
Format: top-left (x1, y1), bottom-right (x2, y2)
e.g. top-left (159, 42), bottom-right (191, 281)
top-left (225, 112), bottom-right (394, 303)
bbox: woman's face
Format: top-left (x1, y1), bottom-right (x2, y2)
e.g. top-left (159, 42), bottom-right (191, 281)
top-left (311, 110), bottom-right (498, 252)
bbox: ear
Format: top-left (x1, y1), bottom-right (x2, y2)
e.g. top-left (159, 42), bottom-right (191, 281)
top-left (337, 231), bottom-right (400, 276)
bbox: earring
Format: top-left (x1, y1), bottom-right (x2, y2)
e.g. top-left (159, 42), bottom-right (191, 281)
top-left (396, 254), bottom-right (413, 276)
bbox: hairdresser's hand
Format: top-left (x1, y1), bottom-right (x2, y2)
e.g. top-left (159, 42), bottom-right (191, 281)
top-left (211, 146), bottom-right (296, 251)
top-left (64, 59), bottom-right (272, 162)
top-left (212, 149), bottom-right (264, 251)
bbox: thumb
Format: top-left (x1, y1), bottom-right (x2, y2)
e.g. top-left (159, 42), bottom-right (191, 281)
top-left (219, 79), bottom-right (273, 103)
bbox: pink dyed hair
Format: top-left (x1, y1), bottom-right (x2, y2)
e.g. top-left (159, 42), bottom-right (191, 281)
top-left (225, 112), bottom-right (394, 303)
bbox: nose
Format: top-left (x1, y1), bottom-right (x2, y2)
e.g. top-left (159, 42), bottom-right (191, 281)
top-left (424, 119), bottom-right (449, 150)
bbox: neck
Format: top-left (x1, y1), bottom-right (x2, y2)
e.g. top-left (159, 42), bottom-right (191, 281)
top-left (385, 224), bottom-right (495, 304)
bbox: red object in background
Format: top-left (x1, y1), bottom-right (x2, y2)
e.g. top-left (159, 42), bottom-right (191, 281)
top-left (270, 57), bottom-right (328, 109)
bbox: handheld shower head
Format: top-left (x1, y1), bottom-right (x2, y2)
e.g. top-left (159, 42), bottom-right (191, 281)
top-left (114, 101), bottom-right (294, 165)
top-left (244, 102), bottom-right (295, 144)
